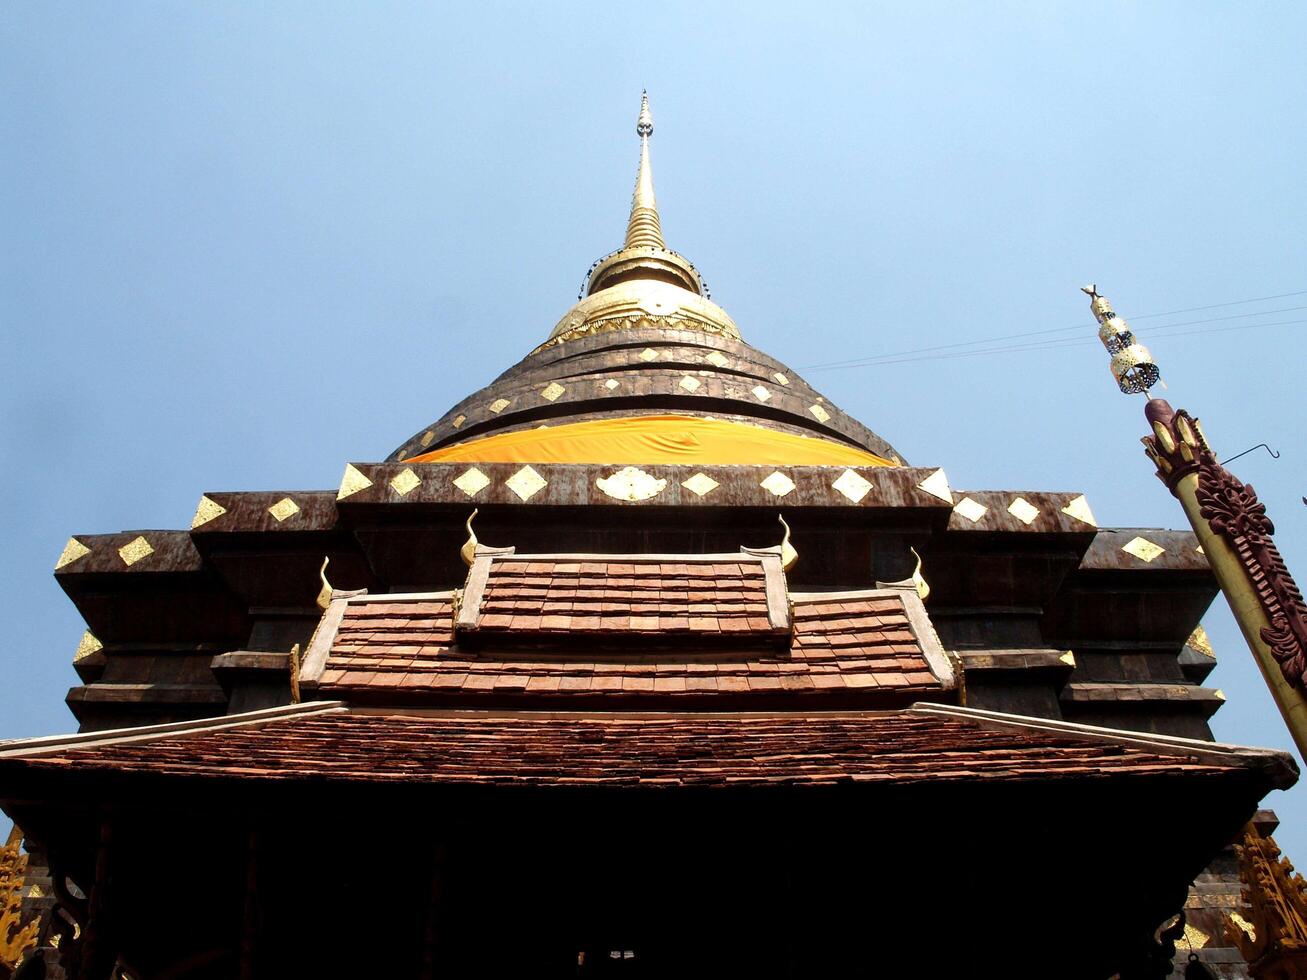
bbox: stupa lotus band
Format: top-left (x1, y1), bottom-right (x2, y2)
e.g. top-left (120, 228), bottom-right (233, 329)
top-left (1, 94), bottom-right (1303, 979)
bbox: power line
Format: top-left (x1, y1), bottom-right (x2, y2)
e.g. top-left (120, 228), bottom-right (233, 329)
top-left (799, 288), bottom-right (1307, 372)
top-left (811, 317), bottom-right (1307, 371)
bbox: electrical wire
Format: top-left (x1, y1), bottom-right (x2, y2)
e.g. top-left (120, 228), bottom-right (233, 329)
top-left (799, 289), bottom-right (1307, 372)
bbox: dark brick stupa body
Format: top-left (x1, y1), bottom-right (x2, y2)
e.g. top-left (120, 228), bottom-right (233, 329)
top-left (0, 99), bottom-right (1294, 979)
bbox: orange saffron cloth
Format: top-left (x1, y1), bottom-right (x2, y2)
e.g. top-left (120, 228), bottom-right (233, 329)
top-left (406, 414), bottom-right (895, 467)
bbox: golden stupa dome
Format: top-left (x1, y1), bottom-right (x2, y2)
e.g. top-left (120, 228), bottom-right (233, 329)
top-left (388, 93), bottom-right (905, 469)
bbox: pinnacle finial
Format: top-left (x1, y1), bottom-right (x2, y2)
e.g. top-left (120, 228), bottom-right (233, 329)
top-left (1084, 284), bottom-right (1161, 396)
top-left (637, 90), bottom-right (653, 137)
top-left (625, 91), bottom-right (665, 250)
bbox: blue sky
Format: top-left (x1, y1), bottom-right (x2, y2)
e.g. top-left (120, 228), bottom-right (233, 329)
top-left (3, 3), bottom-right (1306, 855)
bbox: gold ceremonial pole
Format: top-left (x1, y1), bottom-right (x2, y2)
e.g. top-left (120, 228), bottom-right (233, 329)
top-left (1085, 286), bottom-right (1307, 761)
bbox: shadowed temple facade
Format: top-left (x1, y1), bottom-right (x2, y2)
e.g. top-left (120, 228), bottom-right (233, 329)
top-left (2, 95), bottom-right (1304, 979)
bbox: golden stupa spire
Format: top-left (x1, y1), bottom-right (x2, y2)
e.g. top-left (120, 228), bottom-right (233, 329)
top-left (625, 91), bottom-right (666, 250)
top-left (581, 92), bottom-right (705, 298)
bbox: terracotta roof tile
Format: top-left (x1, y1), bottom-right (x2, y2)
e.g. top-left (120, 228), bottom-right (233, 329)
top-left (1, 709), bottom-right (1264, 791)
top-left (316, 590), bottom-right (946, 708)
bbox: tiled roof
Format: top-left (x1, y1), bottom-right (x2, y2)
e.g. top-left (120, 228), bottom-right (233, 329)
top-left (0, 704), bottom-right (1283, 789)
top-left (308, 591), bottom-right (948, 707)
top-left (473, 558), bottom-right (773, 635)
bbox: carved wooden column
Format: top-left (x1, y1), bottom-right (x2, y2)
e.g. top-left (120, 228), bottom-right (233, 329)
top-left (1141, 399), bottom-right (1307, 760)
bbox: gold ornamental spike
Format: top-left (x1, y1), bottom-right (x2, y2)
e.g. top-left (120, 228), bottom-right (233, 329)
top-left (625, 91), bottom-right (666, 250)
top-left (778, 514), bottom-right (798, 571)
top-left (460, 509), bottom-right (480, 568)
top-left (909, 547), bottom-right (930, 601)
top-left (316, 556), bottom-right (334, 611)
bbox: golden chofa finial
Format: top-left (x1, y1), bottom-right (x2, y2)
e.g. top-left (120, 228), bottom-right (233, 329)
top-left (460, 509), bottom-right (480, 568)
top-left (1083, 284), bottom-right (1161, 395)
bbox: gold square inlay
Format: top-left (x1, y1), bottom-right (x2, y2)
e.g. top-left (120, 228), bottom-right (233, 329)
top-left (74, 630), bottom-right (102, 662)
top-left (389, 468), bottom-right (421, 497)
top-left (1122, 535), bottom-right (1166, 562)
top-left (268, 497), bottom-right (300, 522)
top-left (1007, 497), bottom-right (1040, 525)
top-left (751, 385), bottom-right (771, 402)
top-left (453, 466), bottom-right (491, 497)
top-left (679, 375), bottom-right (701, 392)
top-left (55, 537), bottom-right (91, 570)
top-left (420, 429), bottom-right (435, 447)
top-left (916, 468), bottom-right (953, 504)
top-left (488, 398), bottom-right (511, 414)
top-left (832, 469), bottom-right (872, 503)
top-left (452, 414), bottom-right (466, 428)
top-left (604, 379), bottom-right (620, 390)
top-left (639, 348), bottom-right (658, 362)
top-left (953, 496), bottom-right (988, 523)
top-left (118, 536), bottom-right (154, 567)
top-left (190, 495), bottom-right (227, 530)
top-left (809, 404), bottom-right (831, 423)
top-left (1060, 494), bottom-right (1098, 528)
top-left (773, 372), bottom-right (790, 386)
top-left (681, 472), bottom-right (720, 497)
top-left (541, 382), bottom-right (566, 402)
top-left (505, 465), bottom-right (547, 502)
top-left (338, 464), bottom-right (374, 500)
top-left (705, 351), bottom-right (729, 368)
top-left (760, 471), bottom-right (796, 497)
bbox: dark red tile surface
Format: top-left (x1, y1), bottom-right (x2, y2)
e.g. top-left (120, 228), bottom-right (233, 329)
top-left (476, 559), bottom-right (770, 636)
top-left (4, 710), bottom-right (1241, 787)
top-left (317, 592), bottom-right (945, 706)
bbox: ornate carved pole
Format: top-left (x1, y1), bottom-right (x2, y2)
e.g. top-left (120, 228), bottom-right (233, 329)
top-left (1086, 286), bottom-right (1307, 760)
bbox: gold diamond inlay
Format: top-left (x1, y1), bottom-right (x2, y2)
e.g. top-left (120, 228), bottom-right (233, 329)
top-left (639, 348), bottom-right (658, 362)
top-left (55, 537), bottom-right (92, 570)
top-left (268, 497), bottom-right (300, 522)
top-left (488, 398), bottom-right (511, 414)
top-left (760, 471), bottom-right (796, 497)
top-left (916, 468), bottom-right (953, 504)
top-left (705, 351), bottom-right (729, 368)
top-left (190, 495), bottom-right (227, 530)
top-left (679, 375), bottom-right (701, 392)
top-left (953, 496), bottom-right (989, 523)
top-left (389, 468), bottom-right (421, 497)
top-left (1186, 625), bottom-right (1215, 659)
top-left (420, 429), bottom-right (435, 447)
top-left (452, 414), bottom-right (466, 429)
top-left (541, 382), bottom-right (566, 402)
top-left (338, 464), bottom-right (374, 500)
top-left (74, 630), bottom-right (102, 663)
top-left (809, 404), bottom-right (831, 423)
top-left (773, 372), bottom-right (790, 386)
top-left (453, 466), bottom-right (491, 498)
top-left (1122, 535), bottom-right (1166, 562)
top-left (1007, 497), bottom-right (1040, 525)
top-left (118, 535), bottom-right (154, 567)
top-left (505, 465), bottom-right (548, 502)
top-left (1060, 494), bottom-right (1098, 528)
top-left (604, 379), bottom-right (620, 391)
top-left (681, 472), bottom-right (720, 497)
top-left (751, 385), bottom-right (771, 402)
top-left (832, 469), bottom-right (873, 504)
